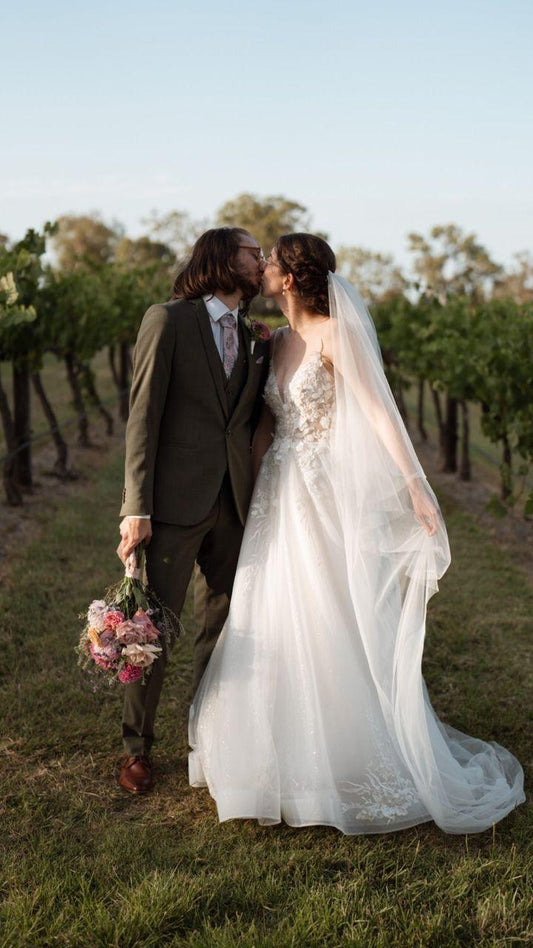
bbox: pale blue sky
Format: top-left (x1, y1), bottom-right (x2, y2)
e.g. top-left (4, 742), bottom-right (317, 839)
top-left (2, 0), bottom-right (532, 269)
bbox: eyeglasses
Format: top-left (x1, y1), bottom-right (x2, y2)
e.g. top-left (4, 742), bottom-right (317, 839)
top-left (238, 245), bottom-right (266, 262)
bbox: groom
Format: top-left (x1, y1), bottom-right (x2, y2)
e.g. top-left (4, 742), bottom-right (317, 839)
top-left (117, 227), bottom-right (269, 793)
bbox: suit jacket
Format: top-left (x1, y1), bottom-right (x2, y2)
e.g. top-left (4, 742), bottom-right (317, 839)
top-left (120, 297), bottom-right (269, 527)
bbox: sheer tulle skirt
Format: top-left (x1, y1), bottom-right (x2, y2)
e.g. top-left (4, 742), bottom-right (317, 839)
top-left (188, 436), bottom-right (524, 835)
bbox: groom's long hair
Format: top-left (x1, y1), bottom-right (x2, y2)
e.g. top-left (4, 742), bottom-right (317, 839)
top-left (172, 227), bottom-right (256, 314)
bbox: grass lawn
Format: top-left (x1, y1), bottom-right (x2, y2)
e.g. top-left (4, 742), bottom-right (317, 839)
top-left (0, 445), bottom-right (531, 947)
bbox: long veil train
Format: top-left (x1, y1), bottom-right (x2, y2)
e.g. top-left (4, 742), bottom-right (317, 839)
top-left (327, 273), bottom-right (523, 831)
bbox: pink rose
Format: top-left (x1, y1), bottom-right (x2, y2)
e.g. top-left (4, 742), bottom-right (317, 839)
top-left (118, 663), bottom-right (143, 684)
top-left (131, 609), bottom-right (160, 642)
top-left (104, 610), bottom-right (125, 631)
top-left (114, 619), bottom-right (146, 646)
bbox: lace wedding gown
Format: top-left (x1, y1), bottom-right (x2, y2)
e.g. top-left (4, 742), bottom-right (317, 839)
top-left (188, 350), bottom-right (524, 834)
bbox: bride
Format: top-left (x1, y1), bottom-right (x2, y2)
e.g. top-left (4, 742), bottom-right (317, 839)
top-left (188, 233), bottom-right (525, 834)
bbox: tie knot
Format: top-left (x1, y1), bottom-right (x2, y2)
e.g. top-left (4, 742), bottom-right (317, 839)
top-left (220, 313), bottom-right (236, 330)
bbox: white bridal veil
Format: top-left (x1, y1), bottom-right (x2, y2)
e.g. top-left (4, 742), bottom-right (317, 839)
top-left (327, 272), bottom-right (524, 832)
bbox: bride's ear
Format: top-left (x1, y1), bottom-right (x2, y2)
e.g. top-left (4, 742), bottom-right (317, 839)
top-left (283, 272), bottom-right (295, 293)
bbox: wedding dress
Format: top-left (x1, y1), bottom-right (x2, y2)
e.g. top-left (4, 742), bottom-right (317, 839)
top-left (188, 274), bottom-right (524, 835)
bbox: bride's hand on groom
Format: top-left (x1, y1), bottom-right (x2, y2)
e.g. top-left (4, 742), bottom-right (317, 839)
top-left (117, 517), bottom-right (153, 563)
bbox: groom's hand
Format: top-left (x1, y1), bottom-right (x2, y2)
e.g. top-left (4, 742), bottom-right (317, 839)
top-left (117, 517), bottom-right (153, 562)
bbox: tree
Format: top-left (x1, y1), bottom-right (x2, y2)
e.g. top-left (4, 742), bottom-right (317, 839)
top-left (52, 214), bottom-right (122, 271)
top-left (407, 224), bottom-right (501, 303)
top-left (39, 269), bottom-right (113, 446)
top-left (215, 193), bottom-right (315, 254)
top-left (0, 271), bottom-right (37, 503)
top-left (407, 224), bottom-right (502, 473)
top-left (141, 210), bottom-right (208, 264)
top-left (493, 251), bottom-right (533, 304)
top-left (473, 300), bottom-right (533, 505)
top-left (0, 226), bottom-right (57, 495)
top-left (114, 236), bottom-right (174, 269)
top-left (103, 262), bottom-right (169, 421)
top-left (337, 247), bottom-right (406, 304)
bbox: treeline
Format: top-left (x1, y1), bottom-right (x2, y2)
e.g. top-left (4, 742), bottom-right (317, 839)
top-left (1, 198), bottom-right (532, 514)
top-left (373, 294), bottom-right (533, 514)
top-left (0, 225), bottom-right (169, 504)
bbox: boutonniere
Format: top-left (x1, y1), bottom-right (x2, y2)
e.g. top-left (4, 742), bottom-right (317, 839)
top-left (246, 319), bottom-right (271, 355)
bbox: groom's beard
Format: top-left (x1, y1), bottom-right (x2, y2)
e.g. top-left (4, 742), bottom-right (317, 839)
top-left (236, 272), bottom-right (261, 308)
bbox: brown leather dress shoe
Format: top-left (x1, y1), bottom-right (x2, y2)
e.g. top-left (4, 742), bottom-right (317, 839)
top-left (119, 755), bottom-right (154, 793)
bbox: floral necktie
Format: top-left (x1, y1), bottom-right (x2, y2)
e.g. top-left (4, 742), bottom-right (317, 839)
top-left (220, 313), bottom-right (237, 378)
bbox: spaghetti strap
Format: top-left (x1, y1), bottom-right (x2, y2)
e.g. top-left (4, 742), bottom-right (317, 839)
top-left (270, 325), bottom-right (284, 359)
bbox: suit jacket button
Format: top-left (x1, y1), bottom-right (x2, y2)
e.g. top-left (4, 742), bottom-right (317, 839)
top-left (226, 429), bottom-right (232, 438)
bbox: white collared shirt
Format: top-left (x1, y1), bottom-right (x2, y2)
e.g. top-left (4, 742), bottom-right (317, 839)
top-left (202, 294), bottom-right (240, 360)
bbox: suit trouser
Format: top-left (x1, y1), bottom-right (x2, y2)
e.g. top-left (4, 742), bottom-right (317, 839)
top-left (122, 476), bottom-right (244, 756)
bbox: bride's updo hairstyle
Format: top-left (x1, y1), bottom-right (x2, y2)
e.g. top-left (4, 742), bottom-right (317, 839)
top-left (275, 233), bottom-right (336, 316)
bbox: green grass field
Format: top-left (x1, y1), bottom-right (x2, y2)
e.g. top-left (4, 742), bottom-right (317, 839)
top-left (0, 439), bottom-right (531, 947)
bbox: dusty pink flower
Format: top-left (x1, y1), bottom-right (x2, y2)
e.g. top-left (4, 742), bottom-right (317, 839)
top-left (114, 619), bottom-right (147, 645)
top-left (104, 610), bottom-right (125, 631)
top-left (99, 627), bottom-right (116, 646)
top-left (131, 609), bottom-right (160, 642)
top-left (98, 642), bottom-right (121, 662)
top-left (115, 612), bottom-right (160, 645)
top-left (118, 663), bottom-right (143, 683)
top-left (90, 643), bottom-right (116, 671)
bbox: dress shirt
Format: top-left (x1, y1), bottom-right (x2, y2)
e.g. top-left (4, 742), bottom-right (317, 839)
top-left (202, 294), bottom-right (240, 360)
top-left (126, 295), bottom-right (240, 521)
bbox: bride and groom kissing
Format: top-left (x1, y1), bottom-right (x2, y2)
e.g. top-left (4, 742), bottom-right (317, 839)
top-left (116, 227), bottom-right (524, 836)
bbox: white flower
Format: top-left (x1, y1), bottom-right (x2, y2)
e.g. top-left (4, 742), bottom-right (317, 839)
top-left (87, 600), bottom-right (109, 632)
top-left (122, 642), bottom-right (162, 668)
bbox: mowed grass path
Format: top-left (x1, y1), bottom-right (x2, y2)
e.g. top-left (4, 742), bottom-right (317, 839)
top-left (0, 448), bottom-right (531, 947)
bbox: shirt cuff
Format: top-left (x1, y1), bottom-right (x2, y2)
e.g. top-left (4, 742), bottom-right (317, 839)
top-left (125, 514), bottom-right (151, 519)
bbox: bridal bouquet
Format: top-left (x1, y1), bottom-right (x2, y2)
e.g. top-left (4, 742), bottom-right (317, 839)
top-left (77, 546), bottom-right (179, 686)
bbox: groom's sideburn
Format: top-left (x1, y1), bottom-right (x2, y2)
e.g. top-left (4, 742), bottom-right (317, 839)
top-left (120, 299), bottom-right (268, 757)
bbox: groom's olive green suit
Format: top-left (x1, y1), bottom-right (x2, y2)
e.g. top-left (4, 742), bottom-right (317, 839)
top-left (120, 298), bottom-right (269, 756)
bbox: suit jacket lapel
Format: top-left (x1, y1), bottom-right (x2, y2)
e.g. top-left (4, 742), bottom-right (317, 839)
top-left (195, 299), bottom-right (228, 419)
